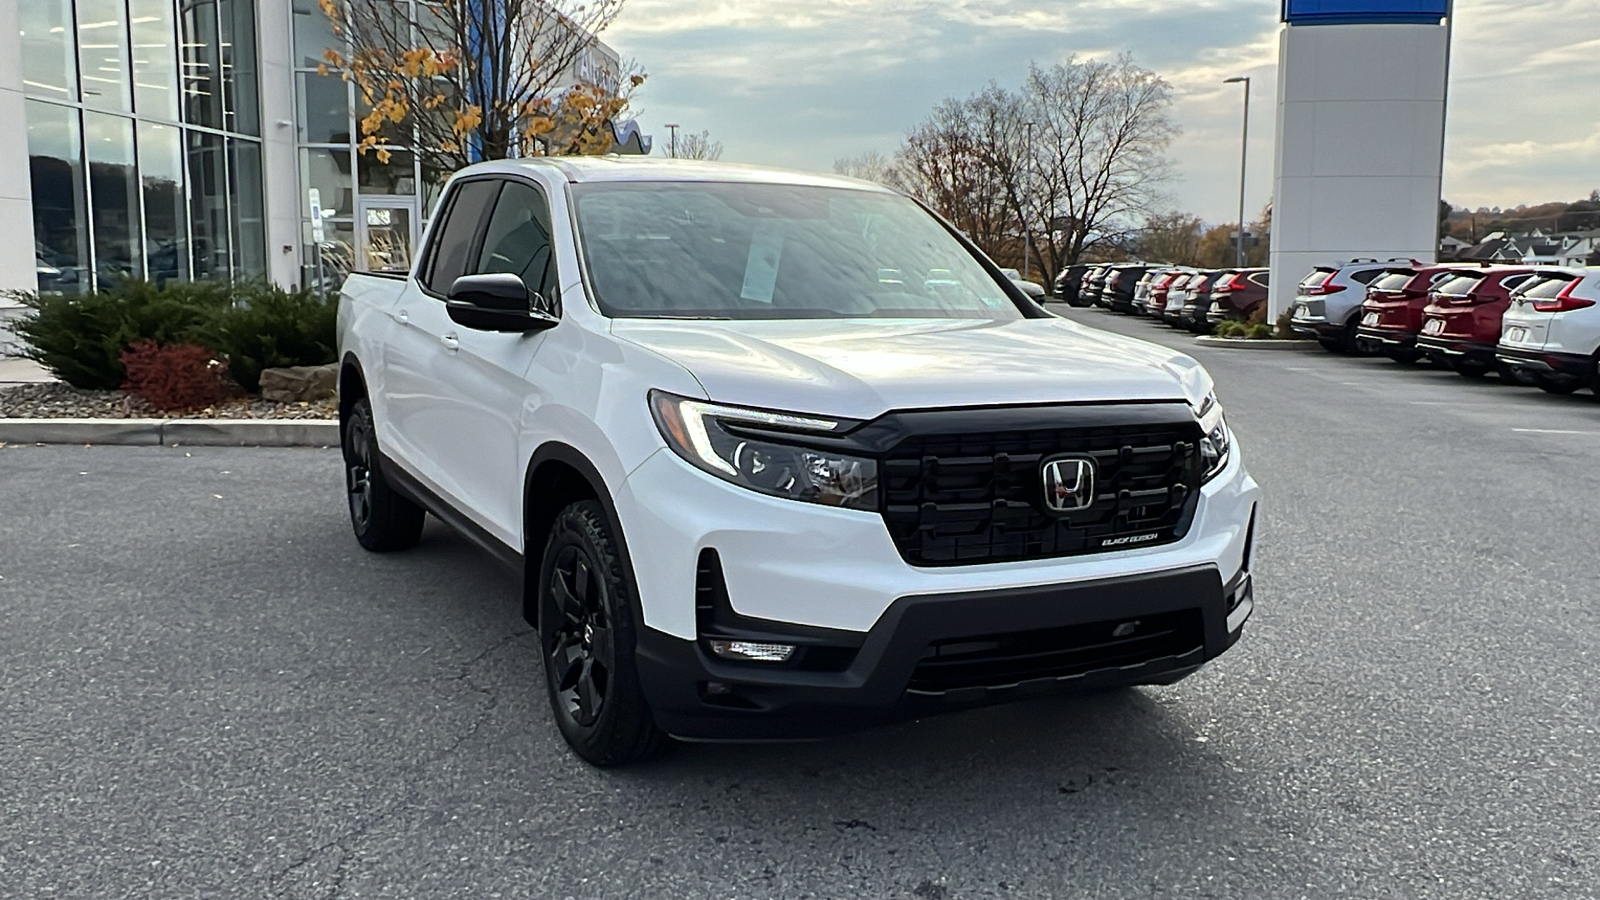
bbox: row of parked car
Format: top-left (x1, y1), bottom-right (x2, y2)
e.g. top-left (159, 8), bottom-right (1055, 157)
top-left (1288, 258), bottom-right (1600, 394)
top-left (1053, 263), bottom-right (1271, 332)
top-left (1050, 258), bottom-right (1600, 397)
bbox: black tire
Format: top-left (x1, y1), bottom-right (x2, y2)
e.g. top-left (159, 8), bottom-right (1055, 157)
top-left (1318, 338), bottom-right (1343, 353)
top-left (1449, 358), bottom-right (1492, 378)
top-left (539, 500), bottom-right (668, 767)
top-left (1497, 362), bottom-right (1536, 385)
top-left (342, 398), bottom-right (426, 552)
top-left (1382, 346), bottom-right (1424, 365)
top-left (1534, 374), bottom-right (1583, 395)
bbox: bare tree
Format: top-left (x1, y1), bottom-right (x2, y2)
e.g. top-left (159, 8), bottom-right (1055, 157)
top-left (895, 97), bottom-right (1015, 257)
top-left (1136, 212), bottom-right (1206, 265)
top-left (833, 151), bottom-right (904, 188)
top-left (862, 55), bottom-right (1177, 276)
top-left (317, 0), bottom-right (644, 174)
top-left (1022, 56), bottom-right (1177, 275)
top-left (666, 129), bottom-right (723, 160)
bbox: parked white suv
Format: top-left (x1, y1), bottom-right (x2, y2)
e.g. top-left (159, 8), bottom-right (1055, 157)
top-left (336, 157), bottom-right (1260, 765)
top-left (1497, 267), bottom-right (1600, 395)
top-left (1288, 258), bottom-right (1406, 352)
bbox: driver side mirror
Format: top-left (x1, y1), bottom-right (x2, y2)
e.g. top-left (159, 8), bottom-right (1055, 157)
top-left (445, 273), bottom-right (558, 333)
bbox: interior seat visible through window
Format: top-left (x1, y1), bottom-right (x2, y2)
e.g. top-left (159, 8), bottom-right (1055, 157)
top-left (476, 180), bottom-right (559, 309)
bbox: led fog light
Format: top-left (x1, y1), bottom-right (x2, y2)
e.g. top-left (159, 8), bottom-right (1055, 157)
top-left (708, 640), bottom-right (796, 663)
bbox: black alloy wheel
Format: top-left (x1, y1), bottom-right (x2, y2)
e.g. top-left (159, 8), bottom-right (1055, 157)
top-left (538, 500), bottom-right (667, 766)
top-left (342, 398), bottom-right (425, 552)
top-left (547, 544), bottom-right (614, 728)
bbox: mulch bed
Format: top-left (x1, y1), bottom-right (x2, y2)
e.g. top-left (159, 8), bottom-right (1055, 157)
top-left (0, 382), bottom-right (336, 420)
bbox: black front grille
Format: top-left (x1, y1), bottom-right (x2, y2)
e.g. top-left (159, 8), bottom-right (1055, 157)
top-left (880, 416), bottom-right (1202, 566)
top-left (907, 609), bottom-right (1205, 694)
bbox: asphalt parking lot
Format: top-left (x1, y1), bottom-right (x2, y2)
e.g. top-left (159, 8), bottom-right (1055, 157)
top-left (2, 312), bottom-right (1598, 899)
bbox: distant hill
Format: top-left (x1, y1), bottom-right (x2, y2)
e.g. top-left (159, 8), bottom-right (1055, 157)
top-left (1444, 192), bottom-right (1600, 241)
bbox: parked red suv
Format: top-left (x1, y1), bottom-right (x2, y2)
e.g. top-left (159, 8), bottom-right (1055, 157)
top-left (1144, 270), bottom-right (1186, 317)
top-left (1415, 267), bottom-right (1539, 379)
top-left (1206, 268), bottom-right (1270, 325)
top-left (1357, 264), bottom-right (1474, 363)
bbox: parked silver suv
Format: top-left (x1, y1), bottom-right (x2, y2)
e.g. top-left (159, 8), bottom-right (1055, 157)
top-left (1289, 259), bottom-right (1410, 353)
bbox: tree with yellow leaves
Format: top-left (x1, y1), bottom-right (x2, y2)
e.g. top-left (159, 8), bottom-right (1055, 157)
top-left (316, 0), bottom-right (644, 174)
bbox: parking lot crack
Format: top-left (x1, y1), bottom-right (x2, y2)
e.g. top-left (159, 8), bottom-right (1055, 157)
top-left (267, 630), bottom-right (531, 897)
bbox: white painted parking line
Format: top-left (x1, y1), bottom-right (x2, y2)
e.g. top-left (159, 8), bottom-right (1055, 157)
top-left (1511, 428), bottom-right (1600, 436)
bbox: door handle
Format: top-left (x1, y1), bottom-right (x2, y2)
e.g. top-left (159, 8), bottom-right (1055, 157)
top-left (441, 333), bottom-right (460, 351)
top-left (397, 309), bottom-right (410, 325)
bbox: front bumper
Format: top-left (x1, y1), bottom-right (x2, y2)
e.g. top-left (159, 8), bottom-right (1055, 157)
top-left (635, 566), bottom-right (1253, 740)
top-left (615, 440), bottom-right (1259, 739)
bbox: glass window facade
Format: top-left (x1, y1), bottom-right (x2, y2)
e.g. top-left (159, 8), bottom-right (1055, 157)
top-left (294, 0), bottom-right (447, 291)
top-left (20, 0), bottom-right (267, 292)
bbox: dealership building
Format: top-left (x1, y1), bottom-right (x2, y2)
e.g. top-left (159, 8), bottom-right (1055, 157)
top-left (0, 0), bottom-right (626, 346)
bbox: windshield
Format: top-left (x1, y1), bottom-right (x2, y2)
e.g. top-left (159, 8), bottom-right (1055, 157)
top-left (571, 182), bottom-right (1022, 320)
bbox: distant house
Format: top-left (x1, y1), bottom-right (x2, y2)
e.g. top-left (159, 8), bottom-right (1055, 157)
top-left (1438, 235), bottom-right (1471, 260)
top-left (1457, 229), bottom-right (1600, 268)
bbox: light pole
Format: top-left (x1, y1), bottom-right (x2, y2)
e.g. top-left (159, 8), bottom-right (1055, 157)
top-left (665, 123), bottom-right (680, 158)
top-left (1022, 120), bottom-right (1036, 282)
top-left (1223, 77), bottom-right (1251, 268)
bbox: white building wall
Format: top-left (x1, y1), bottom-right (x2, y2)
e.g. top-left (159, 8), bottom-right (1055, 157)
top-left (0, 1), bottom-right (36, 354)
top-left (1268, 22), bottom-right (1451, 316)
top-left (258, 0), bottom-right (303, 289)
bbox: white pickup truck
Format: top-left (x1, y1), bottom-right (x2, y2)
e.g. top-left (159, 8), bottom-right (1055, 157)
top-left (336, 157), bottom-right (1260, 766)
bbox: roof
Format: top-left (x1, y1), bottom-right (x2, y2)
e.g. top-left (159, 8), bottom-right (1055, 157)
top-left (463, 156), bottom-right (895, 192)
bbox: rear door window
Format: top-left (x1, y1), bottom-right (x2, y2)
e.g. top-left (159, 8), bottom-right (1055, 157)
top-left (424, 179), bottom-right (501, 296)
top-left (1349, 268), bottom-right (1383, 285)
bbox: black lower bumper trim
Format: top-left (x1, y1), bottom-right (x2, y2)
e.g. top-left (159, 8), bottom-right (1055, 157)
top-left (1417, 335), bottom-right (1496, 359)
top-left (1494, 346), bottom-right (1593, 378)
top-left (635, 565), bottom-right (1245, 740)
top-left (1358, 327), bottom-right (1417, 347)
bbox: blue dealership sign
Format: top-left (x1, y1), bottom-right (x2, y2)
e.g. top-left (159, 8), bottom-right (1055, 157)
top-left (1283, 0), bottom-right (1450, 25)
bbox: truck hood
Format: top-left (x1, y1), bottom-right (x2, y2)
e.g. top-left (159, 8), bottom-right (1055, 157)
top-left (610, 317), bottom-right (1212, 420)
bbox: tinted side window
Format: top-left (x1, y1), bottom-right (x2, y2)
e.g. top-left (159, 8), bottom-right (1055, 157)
top-left (425, 180), bottom-right (501, 296)
top-left (1350, 268), bottom-right (1382, 285)
top-left (475, 180), bottom-right (558, 301)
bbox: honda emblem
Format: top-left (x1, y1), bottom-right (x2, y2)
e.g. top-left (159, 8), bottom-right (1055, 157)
top-left (1041, 457), bottom-right (1096, 513)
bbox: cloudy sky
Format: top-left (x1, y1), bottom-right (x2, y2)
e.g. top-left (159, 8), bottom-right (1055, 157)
top-left (605, 0), bottom-right (1600, 224)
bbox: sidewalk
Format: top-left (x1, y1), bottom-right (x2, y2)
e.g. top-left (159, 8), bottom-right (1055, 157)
top-left (0, 358), bottom-right (55, 385)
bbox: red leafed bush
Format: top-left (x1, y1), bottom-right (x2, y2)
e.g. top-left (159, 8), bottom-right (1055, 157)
top-left (119, 340), bottom-right (233, 411)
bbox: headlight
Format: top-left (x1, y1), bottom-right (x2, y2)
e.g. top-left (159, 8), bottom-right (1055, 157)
top-left (649, 391), bottom-right (878, 511)
top-left (1195, 391), bottom-right (1231, 483)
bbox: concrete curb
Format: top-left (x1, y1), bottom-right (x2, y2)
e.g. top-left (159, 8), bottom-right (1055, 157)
top-left (1193, 337), bottom-right (1323, 352)
top-left (0, 418), bottom-right (339, 447)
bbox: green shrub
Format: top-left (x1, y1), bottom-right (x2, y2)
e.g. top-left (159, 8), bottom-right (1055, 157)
top-left (15, 280), bottom-right (336, 393)
top-left (198, 283), bottom-right (337, 393)
top-left (1247, 323), bottom-right (1274, 339)
top-left (1213, 320), bottom-right (1246, 338)
top-left (18, 281), bottom-right (233, 389)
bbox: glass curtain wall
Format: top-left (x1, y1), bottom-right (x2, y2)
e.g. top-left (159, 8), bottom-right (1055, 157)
top-left (292, 0), bottom-right (443, 291)
top-left (19, 0), bottom-right (268, 292)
